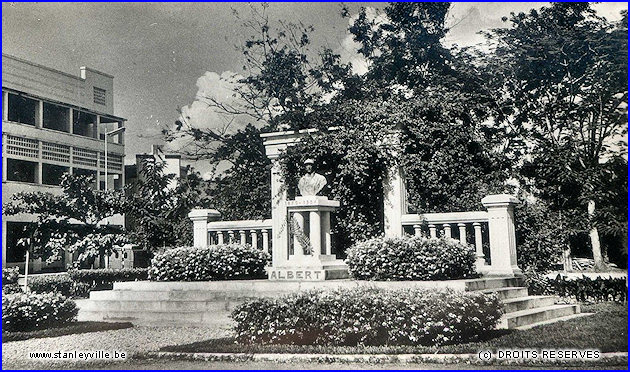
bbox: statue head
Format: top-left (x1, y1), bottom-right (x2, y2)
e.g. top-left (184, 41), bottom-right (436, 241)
top-left (304, 158), bottom-right (315, 174)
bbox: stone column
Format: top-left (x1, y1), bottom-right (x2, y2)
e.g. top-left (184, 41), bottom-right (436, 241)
top-left (473, 222), bottom-right (486, 272)
top-left (481, 194), bottom-right (521, 277)
top-left (292, 212), bottom-right (305, 258)
top-left (270, 159), bottom-right (288, 264)
top-left (321, 211), bottom-right (331, 255)
top-left (309, 211), bottom-right (321, 255)
top-left (428, 224), bottom-right (437, 238)
top-left (188, 209), bottom-right (221, 248)
top-left (382, 128), bottom-right (406, 237)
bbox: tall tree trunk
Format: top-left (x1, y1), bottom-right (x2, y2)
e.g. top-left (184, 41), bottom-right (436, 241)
top-left (587, 199), bottom-right (604, 268)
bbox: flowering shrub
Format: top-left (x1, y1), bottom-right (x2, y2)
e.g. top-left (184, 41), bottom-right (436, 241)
top-left (232, 287), bottom-right (502, 346)
top-left (346, 236), bottom-right (477, 280)
top-left (27, 275), bottom-right (91, 298)
top-left (524, 270), bottom-right (628, 303)
top-left (149, 244), bottom-right (270, 281)
top-left (2, 292), bottom-right (78, 332)
top-left (2, 267), bottom-right (20, 285)
top-left (68, 268), bottom-right (149, 290)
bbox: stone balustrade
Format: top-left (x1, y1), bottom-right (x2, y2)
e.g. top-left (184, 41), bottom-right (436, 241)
top-left (401, 194), bottom-right (521, 277)
top-left (187, 209), bottom-right (272, 253)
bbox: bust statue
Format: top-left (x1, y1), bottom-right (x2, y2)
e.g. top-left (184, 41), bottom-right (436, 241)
top-left (298, 159), bottom-right (327, 196)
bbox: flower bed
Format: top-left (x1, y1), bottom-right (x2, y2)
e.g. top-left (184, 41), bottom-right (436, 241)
top-left (27, 274), bottom-right (91, 298)
top-left (68, 268), bottom-right (149, 290)
top-left (346, 236), bottom-right (477, 280)
top-left (149, 244), bottom-right (270, 281)
top-left (231, 287), bottom-right (502, 346)
top-left (525, 271), bottom-right (628, 303)
top-left (2, 292), bottom-right (78, 332)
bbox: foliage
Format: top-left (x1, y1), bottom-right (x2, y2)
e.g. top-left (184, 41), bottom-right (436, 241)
top-left (206, 125), bottom-right (271, 220)
top-left (2, 267), bottom-right (20, 285)
top-left (514, 200), bottom-right (567, 272)
top-left (2, 292), bottom-right (78, 332)
top-left (166, 303), bottom-right (627, 359)
top-left (278, 125), bottom-right (393, 251)
top-left (124, 161), bottom-right (213, 252)
top-left (524, 270), bottom-right (628, 303)
top-left (483, 3), bottom-right (628, 266)
top-left (231, 287), bottom-right (502, 346)
top-left (68, 268), bottom-right (149, 290)
top-left (346, 236), bottom-right (477, 280)
top-left (27, 275), bottom-right (78, 298)
top-left (149, 244), bottom-right (270, 281)
top-left (2, 174), bottom-right (126, 265)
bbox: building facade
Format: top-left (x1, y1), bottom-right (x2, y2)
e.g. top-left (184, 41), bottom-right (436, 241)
top-left (2, 54), bottom-right (126, 272)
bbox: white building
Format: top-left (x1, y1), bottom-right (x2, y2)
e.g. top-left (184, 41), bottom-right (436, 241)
top-left (2, 54), bottom-right (127, 272)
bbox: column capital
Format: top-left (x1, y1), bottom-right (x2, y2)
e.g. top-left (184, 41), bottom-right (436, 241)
top-left (481, 194), bottom-right (520, 208)
top-left (187, 209), bottom-right (221, 222)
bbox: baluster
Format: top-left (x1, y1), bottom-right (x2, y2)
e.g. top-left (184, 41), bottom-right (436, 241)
top-left (217, 231), bottom-right (224, 245)
top-left (239, 230), bottom-right (247, 244)
top-left (228, 230), bottom-right (235, 243)
top-left (458, 223), bottom-right (467, 245)
top-left (413, 224), bottom-right (422, 237)
top-left (261, 229), bottom-right (269, 253)
top-left (250, 230), bottom-right (258, 249)
top-left (473, 222), bottom-right (485, 267)
top-left (428, 224), bottom-right (437, 238)
top-left (443, 223), bottom-right (452, 238)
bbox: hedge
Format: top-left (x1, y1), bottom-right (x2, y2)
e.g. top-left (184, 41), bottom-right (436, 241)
top-left (345, 236), bottom-right (477, 280)
top-left (2, 267), bottom-right (19, 285)
top-left (68, 268), bottom-right (149, 290)
top-left (149, 244), bottom-right (270, 281)
top-left (525, 271), bottom-right (628, 303)
top-left (232, 287), bottom-right (502, 346)
top-left (2, 292), bottom-right (78, 332)
top-left (27, 275), bottom-right (91, 298)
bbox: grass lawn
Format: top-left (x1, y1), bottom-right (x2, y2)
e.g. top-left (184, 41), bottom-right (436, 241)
top-left (160, 302), bottom-right (627, 354)
top-left (2, 321), bottom-right (133, 343)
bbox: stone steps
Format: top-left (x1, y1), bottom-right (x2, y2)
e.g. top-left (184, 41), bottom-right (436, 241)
top-left (498, 304), bottom-right (581, 329)
top-left (77, 277), bottom-right (583, 330)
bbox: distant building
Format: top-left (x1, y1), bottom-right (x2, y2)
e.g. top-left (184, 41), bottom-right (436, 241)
top-left (2, 54), bottom-right (127, 272)
top-left (125, 144), bottom-right (186, 190)
top-left (124, 144), bottom-right (187, 230)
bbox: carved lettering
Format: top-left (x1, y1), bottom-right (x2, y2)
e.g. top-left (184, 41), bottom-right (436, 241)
top-left (270, 271), bottom-right (277, 280)
top-left (305, 271), bottom-right (312, 280)
top-left (296, 271), bottom-right (303, 280)
top-left (287, 271), bottom-right (294, 280)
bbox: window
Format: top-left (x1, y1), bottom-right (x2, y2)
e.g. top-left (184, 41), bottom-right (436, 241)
top-left (72, 110), bottom-right (97, 138)
top-left (93, 87), bottom-right (106, 105)
top-left (43, 102), bottom-right (70, 132)
top-left (5, 222), bottom-right (30, 263)
top-left (7, 93), bottom-right (37, 126)
top-left (42, 163), bottom-right (69, 186)
top-left (7, 159), bottom-right (37, 183)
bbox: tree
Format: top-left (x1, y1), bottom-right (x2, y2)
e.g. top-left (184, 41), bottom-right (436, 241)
top-left (206, 124), bottom-right (271, 220)
top-left (2, 174), bottom-right (126, 267)
top-left (484, 2), bottom-right (628, 268)
top-left (124, 161), bottom-right (213, 251)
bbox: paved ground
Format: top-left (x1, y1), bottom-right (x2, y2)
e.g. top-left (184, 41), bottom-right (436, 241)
top-left (5, 358), bottom-right (627, 370)
top-left (1, 325), bottom-right (230, 369)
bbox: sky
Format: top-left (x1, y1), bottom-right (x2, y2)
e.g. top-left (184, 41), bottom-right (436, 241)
top-left (2, 2), bottom-right (627, 176)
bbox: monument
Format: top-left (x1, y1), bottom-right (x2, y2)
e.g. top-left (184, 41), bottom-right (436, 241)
top-left (267, 159), bottom-right (350, 280)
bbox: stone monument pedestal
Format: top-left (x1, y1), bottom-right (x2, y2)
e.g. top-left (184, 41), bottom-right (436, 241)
top-left (267, 196), bottom-right (349, 281)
